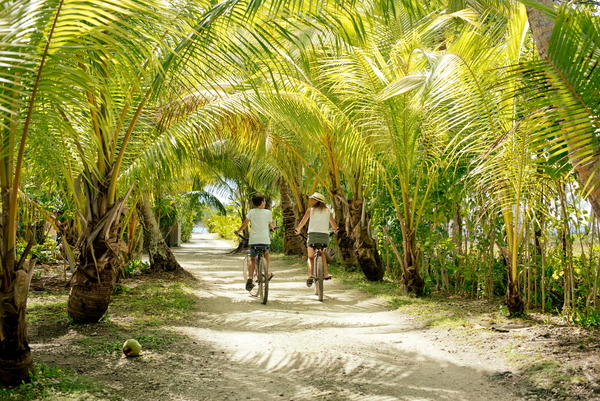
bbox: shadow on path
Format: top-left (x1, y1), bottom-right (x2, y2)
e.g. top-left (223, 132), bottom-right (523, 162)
top-left (161, 232), bottom-right (519, 401)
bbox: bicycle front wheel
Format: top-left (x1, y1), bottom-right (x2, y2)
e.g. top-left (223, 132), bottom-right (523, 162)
top-left (259, 257), bottom-right (269, 304)
top-left (316, 254), bottom-right (324, 301)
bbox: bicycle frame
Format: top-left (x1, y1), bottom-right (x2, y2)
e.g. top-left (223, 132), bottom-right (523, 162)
top-left (237, 234), bottom-right (269, 304)
top-left (298, 232), bottom-right (334, 301)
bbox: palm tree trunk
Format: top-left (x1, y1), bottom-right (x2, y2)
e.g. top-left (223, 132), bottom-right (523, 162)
top-left (330, 186), bottom-right (358, 267)
top-left (280, 179), bottom-right (304, 255)
top-left (137, 193), bottom-right (185, 273)
top-left (0, 269), bottom-right (35, 385)
top-left (505, 246), bottom-right (525, 314)
top-left (452, 201), bottom-right (464, 289)
top-left (534, 192), bottom-right (543, 307)
top-left (0, 190), bottom-right (35, 384)
top-left (402, 228), bottom-right (425, 295)
top-left (349, 196), bottom-right (385, 281)
top-left (526, 1), bottom-right (600, 220)
top-left (487, 214), bottom-right (496, 299)
top-left (67, 176), bottom-right (126, 323)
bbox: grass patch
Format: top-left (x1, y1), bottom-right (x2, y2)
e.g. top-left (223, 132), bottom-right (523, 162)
top-left (270, 253), bottom-right (306, 266)
top-left (12, 277), bottom-right (197, 399)
top-left (328, 263), bottom-right (404, 296)
top-left (27, 295), bottom-right (68, 324)
top-left (0, 363), bottom-right (116, 401)
top-left (109, 280), bottom-right (196, 327)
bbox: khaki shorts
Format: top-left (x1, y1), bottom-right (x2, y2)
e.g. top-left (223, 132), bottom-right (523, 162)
top-left (307, 232), bottom-right (330, 248)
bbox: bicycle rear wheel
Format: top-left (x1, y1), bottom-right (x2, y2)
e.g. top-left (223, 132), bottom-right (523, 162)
top-left (316, 253), bottom-right (324, 301)
top-left (259, 257), bottom-right (269, 304)
top-left (249, 256), bottom-right (260, 297)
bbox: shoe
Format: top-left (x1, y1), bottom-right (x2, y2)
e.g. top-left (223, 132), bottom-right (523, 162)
top-left (306, 277), bottom-right (314, 287)
top-left (324, 274), bottom-right (333, 280)
top-left (246, 279), bottom-right (254, 291)
top-left (268, 273), bottom-right (275, 281)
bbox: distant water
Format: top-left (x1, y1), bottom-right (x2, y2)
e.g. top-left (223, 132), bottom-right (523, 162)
top-left (192, 225), bottom-right (209, 234)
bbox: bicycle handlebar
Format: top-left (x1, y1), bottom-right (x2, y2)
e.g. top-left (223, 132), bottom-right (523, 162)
top-left (296, 232), bottom-right (335, 240)
top-left (235, 227), bottom-right (279, 242)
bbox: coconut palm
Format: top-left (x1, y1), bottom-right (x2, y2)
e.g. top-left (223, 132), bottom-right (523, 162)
top-left (521, 1), bottom-right (600, 217)
top-left (0, 0), bottom-right (174, 384)
top-left (58, 0), bottom-right (297, 324)
top-left (323, 5), bottom-right (485, 290)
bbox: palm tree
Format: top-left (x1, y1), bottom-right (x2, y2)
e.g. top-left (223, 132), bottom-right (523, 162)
top-left (61, 0), bottom-right (289, 323)
top-left (523, 1), bottom-right (600, 218)
top-left (0, 0), bottom-right (87, 383)
top-left (328, 5), bottom-right (480, 290)
top-left (424, 1), bottom-right (542, 311)
top-left (54, 2), bottom-right (195, 324)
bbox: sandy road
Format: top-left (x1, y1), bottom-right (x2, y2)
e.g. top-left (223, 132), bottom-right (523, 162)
top-left (169, 232), bottom-right (521, 401)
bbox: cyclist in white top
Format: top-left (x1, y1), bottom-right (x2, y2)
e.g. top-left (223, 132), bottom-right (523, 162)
top-left (235, 193), bottom-right (278, 291)
top-left (294, 192), bottom-right (339, 287)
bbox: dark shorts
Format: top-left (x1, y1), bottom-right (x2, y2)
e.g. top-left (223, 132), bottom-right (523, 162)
top-left (307, 232), bottom-right (330, 248)
top-left (250, 244), bottom-right (269, 257)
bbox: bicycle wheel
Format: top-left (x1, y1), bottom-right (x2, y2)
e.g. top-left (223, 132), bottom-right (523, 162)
top-left (249, 256), bottom-right (260, 297)
top-left (259, 256), bottom-right (269, 305)
top-left (243, 255), bottom-right (250, 282)
top-left (316, 253), bottom-right (324, 301)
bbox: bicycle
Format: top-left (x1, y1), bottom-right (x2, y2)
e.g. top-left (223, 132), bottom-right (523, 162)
top-left (236, 231), bottom-right (276, 305)
top-left (297, 232), bottom-right (334, 302)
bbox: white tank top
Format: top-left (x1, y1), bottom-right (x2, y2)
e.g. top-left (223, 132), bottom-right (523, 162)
top-left (308, 208), bottom-right (330, 233)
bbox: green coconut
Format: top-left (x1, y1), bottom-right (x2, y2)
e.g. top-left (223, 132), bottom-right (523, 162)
top-left (122, 339), bottom-right (141, 357)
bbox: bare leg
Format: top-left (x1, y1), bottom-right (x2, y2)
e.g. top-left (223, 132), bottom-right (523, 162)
top-left (307, 247), bottom-right (315, 277)
top-left (264, 252), bottom-right (273, 279)
top-left (249, 256), bottom-right (256, 280)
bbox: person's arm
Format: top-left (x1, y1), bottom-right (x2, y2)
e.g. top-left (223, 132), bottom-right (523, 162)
top-left (294, 209), bottom-right (311, 234)
top-left (235, 218), bottom-right (250, 236)
top-left (329, 210), bottom-right (339, 233)
top-left (270, 220), bottom-right (278, 231)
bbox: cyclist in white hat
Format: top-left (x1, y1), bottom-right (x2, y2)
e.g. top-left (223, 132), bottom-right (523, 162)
top-left (295, 192), bottom-right (339, 287)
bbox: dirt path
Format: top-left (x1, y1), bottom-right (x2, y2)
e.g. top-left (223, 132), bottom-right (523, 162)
top-left (166, 233), bottom-right (521, 401)
top-left (26, 232), bottom-right (526, 400)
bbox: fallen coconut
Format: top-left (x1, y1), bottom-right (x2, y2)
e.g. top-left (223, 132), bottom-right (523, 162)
top-left (122, 339), bottom-right (141, 357)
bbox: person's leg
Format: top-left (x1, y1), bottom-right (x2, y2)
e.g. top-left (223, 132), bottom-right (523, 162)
top-left (246, 255), bottom-right (257, 290)
top-left (307, 247), bottom-right (315, 277)
top-left (306, 247), bottom-right (315, 287)
top-left (249, 256), bottom-right (256, 279)
top-left (264, 251), bottom-right (274, 279)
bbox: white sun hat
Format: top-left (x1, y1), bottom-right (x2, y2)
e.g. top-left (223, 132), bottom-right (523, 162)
top-left (310, 192), bottom-right (326, 203)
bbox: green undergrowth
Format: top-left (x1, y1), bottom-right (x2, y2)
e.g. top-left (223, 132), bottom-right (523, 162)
top-left (0, 362), bottom-right (116, 401)
top-left (328, 263), bottom-right (515, 327)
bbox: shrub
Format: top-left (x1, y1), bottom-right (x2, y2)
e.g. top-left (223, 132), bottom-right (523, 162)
top-left (204, 205), bottom-right (239, 240)
top-left (122, 259), bottom-right (149, 277)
